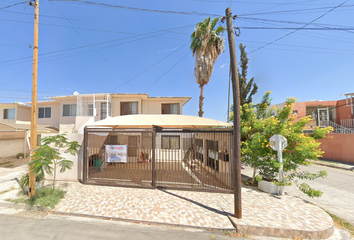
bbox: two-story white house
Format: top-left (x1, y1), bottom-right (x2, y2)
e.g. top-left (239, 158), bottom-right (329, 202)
top-left (35, 93), bottom-right (191, 134)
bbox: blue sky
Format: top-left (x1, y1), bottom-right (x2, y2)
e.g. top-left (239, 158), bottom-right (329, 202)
top-left (0, 0), bottom-right (353, 122)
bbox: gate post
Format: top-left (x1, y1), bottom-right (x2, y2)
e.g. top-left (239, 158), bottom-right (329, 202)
top-left (152, 127), bottom-right (156, 188)
top-left (83, 127), bottom-right (88, 184)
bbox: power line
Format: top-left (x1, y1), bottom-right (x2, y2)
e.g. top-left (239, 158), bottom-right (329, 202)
top-left (108, 41), bottom-right (190, 93)
top-left (0, 64), bottom-right (32, 87)
top-left (50, 0), bottom-right (222, 17)
top-left (239, 26), bottom-right (354, 31)
top-left (145, 50), bottom-right (191, 92)
top-left (0, 1), bottom-right (29, 11)
top-left (238, 3), bottom-right (354, 17)
top-left (248, 0), bottom-right (349, 54)
top-left (48, 1), bottom-right (135, 91)
top-left (0, 9), bottom-right (81, 21)
top-left (0, 24), bottom-right (194, 65)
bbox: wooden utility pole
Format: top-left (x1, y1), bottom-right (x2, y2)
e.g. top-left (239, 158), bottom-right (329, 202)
top-left (28, 0), bottom-right (39, 198)
top-left (225, 7), bottom-right (242, 219)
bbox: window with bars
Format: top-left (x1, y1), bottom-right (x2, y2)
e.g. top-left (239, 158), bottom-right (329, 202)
top-left (120, 102), bottom-right (138, 115)
top-left (38, 107), bottom-right (51, 118)
top-left (161, 135), bottom-right (180, 149)
top-left (161, 103), bottom-right (180, 114)
top-left (63, 104), bottom-right (77, 117)
top-left (3, 108), bottom-right (15, 119)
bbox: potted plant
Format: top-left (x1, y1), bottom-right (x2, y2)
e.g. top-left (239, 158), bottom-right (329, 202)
top-left (16, 153), bottom-right (24, 159)
top-left (237, 93), bottom-right (331, 197)
top-left (19, 171), bottom-right (45, 194)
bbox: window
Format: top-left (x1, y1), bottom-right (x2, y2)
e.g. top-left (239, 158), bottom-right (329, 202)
top-left (38, 107), bottom-right (51, 118)
top-left (120, 102), bottom-right (138, 115)
top-left (88, 104), bottom-right (94, 116)
top-left (292, 110), bottom-right (298, 115)
top-left (161, 135), bottom-right (180, 149)
top-left (3, 108), bottom-right (15, 119)
top-left (161, 103), bottom-right (180, 114)
top-left (101, 102), bottom-right (111, 120)
top-left (63, 104), bottom-right (77, 116)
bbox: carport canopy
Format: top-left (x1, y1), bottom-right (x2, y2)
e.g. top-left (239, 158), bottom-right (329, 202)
top-left (86, 114), bottom-right (233, 129)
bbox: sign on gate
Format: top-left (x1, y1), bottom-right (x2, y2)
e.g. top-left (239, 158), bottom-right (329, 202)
top-left (105, 145), bottom-right (127, 163)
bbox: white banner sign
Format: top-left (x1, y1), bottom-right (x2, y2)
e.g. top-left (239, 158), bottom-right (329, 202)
top-left (105, 145), bottom-right (127, 163)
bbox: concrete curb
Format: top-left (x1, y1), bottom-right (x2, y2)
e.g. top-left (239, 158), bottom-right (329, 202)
top-left (0, 199), bottom-right (52, 212)
top-left (312, 161), bottom-right (354, 171)
top-left (50, 211), bottom-right (236, 231)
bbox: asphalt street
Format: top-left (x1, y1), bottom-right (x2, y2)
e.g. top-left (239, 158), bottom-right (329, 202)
top-left (0, 213), bottom-right (247, 240)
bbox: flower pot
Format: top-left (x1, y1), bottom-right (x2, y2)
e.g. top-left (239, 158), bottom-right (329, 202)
top-left (258, 180), bottom-right (284, 195)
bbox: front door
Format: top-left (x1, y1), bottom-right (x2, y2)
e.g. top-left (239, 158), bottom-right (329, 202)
top-left (318, 108), bottom-right (329, 127)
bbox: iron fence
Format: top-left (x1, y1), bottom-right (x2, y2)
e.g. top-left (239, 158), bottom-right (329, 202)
top-left (83, 127), bottom-right (233, 193)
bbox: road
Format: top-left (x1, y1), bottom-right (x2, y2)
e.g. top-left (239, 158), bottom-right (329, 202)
top-left (285, 164), bottom-right (354, 225)
top-left (0, 212), bottom-right (248, 240)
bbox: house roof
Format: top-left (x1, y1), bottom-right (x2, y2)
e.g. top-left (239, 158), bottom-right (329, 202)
top-left (86, 114), bottom-right (232, 129)
top-left (0, 122), bottom-right (59, 132)
top-left (30, 93), bottom-right (191, 105)
top-left (0, 102), bottom-right (30, 108)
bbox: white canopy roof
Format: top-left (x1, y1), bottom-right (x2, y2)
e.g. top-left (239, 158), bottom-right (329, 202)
top-left (86, 114), bottom-right (232, 129)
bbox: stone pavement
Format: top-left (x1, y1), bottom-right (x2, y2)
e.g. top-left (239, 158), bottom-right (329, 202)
top-left (51, 182), bottom-right (334, 239)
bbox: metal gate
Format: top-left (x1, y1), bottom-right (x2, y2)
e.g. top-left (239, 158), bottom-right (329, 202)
top-left (83, 128), bottom-right (233, 193)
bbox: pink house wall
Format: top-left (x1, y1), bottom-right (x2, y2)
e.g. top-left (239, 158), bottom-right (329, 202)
top-left (319, 133), bottom-right (354, 164)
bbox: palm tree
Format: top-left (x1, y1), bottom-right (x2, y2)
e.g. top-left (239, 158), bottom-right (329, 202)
top-left (190, 17), bottom-right (225, 117)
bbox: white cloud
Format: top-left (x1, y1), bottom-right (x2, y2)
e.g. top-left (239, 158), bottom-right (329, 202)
top-left (220, 63), bottom-right (228, 69)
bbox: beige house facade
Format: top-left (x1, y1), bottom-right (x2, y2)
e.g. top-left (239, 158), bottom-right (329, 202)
top-left (35, 93), bottom-right (191, 134)
top-left (0, 103), bottom-right (58, 158)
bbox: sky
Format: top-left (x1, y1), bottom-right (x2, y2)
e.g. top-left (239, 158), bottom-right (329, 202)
top-left (0, 0), bottom-right (354, 122)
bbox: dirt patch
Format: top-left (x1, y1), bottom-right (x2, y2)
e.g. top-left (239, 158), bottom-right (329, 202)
top-left (0, 157), bottom-right (29, 168)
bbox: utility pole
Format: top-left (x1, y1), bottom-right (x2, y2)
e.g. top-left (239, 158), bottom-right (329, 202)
top-left (225, 7), bottom-right (242, 219)
top-left (28, 0), bottom-right (39, 198)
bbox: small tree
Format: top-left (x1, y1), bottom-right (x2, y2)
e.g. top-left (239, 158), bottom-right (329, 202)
top-left (238, 43), bottom-right (258, 106)
top-left (29, 134), bottom-right (81, 192)
top-left (240, 93), bottom-right (332, 197)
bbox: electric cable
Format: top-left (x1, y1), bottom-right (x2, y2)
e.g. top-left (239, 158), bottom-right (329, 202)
top-left (248, 0), bottom-right (349, 54)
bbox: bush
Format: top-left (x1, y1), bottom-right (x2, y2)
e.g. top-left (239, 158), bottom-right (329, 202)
top-left (16, 153), bottom-right (24, 159)
top-left (19, 172), bottom-right (45, 189)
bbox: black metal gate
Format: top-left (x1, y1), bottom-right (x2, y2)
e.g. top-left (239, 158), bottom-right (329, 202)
top-left (83, 127), bottom-right (233, 193)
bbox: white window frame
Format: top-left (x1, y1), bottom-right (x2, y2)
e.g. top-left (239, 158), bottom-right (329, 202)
top-left (63, 104), bottom-right (77, 117)
top-left (3, 108), bottom-right (15, 119)
top-left (38, 107), bottom-right (51, 118)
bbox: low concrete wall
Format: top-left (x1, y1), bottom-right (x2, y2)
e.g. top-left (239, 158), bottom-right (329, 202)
top-left (319, 133), bottom-right (354, 164)
top-left (41, 133), bottom-right (83, 181)
top-left (0, 139), bottom-right (26, 158)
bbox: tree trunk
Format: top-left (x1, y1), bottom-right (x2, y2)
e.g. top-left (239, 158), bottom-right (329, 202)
top-left (53, 162), bottom-right (56, 192)
top-left (251, 166), bottom-right (257, 185)
top-left (198, 84), bottom-right (204, 117)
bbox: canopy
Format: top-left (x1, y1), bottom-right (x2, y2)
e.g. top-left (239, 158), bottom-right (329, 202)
top-left (86, 114), bottom-right (232, 129)
top-left (0, 122), bottom-right (58, 132)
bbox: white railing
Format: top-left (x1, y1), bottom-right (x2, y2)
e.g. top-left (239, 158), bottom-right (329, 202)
top-left (341, 119), bottom-right (354, 129)
top-left (319, 120), bottom-right (354, 134)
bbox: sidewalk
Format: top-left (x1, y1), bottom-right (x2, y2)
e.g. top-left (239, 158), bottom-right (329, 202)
top-left (48, 181), bottom-right (333, 239)
top-left (0, 165), bottom-right (335, 239)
